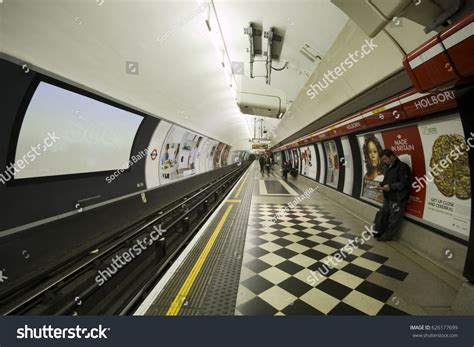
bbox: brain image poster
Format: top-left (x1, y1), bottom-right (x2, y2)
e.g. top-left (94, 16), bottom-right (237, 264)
top-left (417, 114), bottom-right (471, 239)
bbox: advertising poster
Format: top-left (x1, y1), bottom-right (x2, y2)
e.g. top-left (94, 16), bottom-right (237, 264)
top-left (145, 120), bottom-right (171, 189)
top-left (380, 125), bottom-right (425, 218)
top-left (186, 134), bottom-right (202, 174)
top-left (417, 115), bottom-right (471, 239)
top-left (357, 125), bottom-right (424, 217)
top-left (292, 149), bottom-right (300, 172)
top-left (317, 143), bottom-right (326, 184)
top-left (207, 140), bottom-right (218, 171)
top-left (324, 140), bottom-right (339, 188)
top-left (229, 150), bottom-right (244, 165)
top-left (274, 151), bottom-right (282, 165)
top-left (196, 137), bottom-right (211, 174)
top-left (220, 145), bottom-right (231, 166)
top-left (285, 150), bottom-right (292, 166)
top-left (357, 132), bottom-right (386, 204)
top-left (300, 145), bottom-right (317, 179)
top-left (341, 137), bottom-right (354, 195)
top-left (213, 143), bottom-right (226, 169)
top-left (159, 126), bottom-right (200, 183)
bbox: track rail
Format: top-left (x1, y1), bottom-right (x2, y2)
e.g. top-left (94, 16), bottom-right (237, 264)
top-left (1, 162), bottom-right (251, 315)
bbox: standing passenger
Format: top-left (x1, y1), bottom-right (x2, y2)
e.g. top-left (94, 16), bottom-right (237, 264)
top-left (259, 155), bottom-right (265, 176)
top-left (265, 155), bottom-right (271, 176)
top-left (374, 149), bottom-right (412, 241)
top-left (282, 161), bottom-right (291, 180)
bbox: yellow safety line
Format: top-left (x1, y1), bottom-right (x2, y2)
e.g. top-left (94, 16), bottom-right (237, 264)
top-left (226, 199), bottom-right (241, 203)
top-left (166, 204), bottom-right (234, 316)
top-left (234, 171), bottom-right (250, 199)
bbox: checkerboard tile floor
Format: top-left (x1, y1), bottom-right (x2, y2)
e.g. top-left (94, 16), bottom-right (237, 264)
top-left (235, 203), bottom-right (410, 315)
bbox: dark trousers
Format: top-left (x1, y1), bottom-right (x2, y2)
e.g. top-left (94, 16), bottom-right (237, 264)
top-left (375, 199), bottom-right (407, 241)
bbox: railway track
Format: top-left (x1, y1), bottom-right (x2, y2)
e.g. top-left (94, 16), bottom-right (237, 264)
top-left (0, 162), bottom-right (251, 315)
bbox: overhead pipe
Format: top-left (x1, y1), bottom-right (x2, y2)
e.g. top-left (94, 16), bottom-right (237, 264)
top-left (264, 27), bottom-right (274, 85)
top-left (244, 23), bottom-right (255, 78)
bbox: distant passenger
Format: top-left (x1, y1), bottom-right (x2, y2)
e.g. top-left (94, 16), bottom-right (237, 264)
top-left (282, 161), bottom-right (291, 180)
top-left (374, 149), bottom-right (412, 241)
top-left (265, 155), bottom-right (272, 176)
top-left (259, 155), bottom-right (265, 176)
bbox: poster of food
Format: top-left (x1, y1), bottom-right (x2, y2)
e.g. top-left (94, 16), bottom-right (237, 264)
top-left (324, 140), bottom-right (339, 188)
top-left (417, 114), bottom-right (471, 239)
top-left (300, 145), bottom-right (317, 179)
top-left (356, 115), bottom-right (470, 238)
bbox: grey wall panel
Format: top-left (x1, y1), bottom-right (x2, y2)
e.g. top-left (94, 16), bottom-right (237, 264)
top-left (0, 58), bottom-right (159, 230)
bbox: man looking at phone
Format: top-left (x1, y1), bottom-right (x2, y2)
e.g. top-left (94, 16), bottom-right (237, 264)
top-left (374, 149), bottom-right (412, 241)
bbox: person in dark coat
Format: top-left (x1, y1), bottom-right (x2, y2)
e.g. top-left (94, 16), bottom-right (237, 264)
top-left (282, 161), bottom-right (291, 180)
top-left (265, 155), bottom-right (272, 176)
top-left (258, 155), bottom-right (265, 176)
top-left (374, 149), bottom-right (412, 241)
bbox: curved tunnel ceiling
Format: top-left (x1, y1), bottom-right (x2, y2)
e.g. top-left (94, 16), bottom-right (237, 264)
top-left (214, 0), bottom-right (348, 102)
top-left (0, 0), bottom-right (348, 150)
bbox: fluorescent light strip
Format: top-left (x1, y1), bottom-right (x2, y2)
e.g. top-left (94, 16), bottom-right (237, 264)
top-left (408, 43), bottom-right (445, 69)
top-left (442, 22), bottom-right (474, 49)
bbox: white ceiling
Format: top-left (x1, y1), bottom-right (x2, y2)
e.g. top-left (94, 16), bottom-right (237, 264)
top-left (0, 0), bottom-right (347, 150)
top-left (214, 0), bottom-right (348, 101)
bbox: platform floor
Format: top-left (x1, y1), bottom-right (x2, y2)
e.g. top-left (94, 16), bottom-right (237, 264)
top-left (137, 162), bottom-right (463, 316)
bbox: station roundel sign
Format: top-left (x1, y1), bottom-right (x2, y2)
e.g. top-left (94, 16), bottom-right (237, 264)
top-left (150, 149), bottom-right (158, 161)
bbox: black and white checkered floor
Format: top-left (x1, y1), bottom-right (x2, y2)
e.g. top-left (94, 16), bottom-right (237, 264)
top-left (235, 203), bottom-right (410, 315)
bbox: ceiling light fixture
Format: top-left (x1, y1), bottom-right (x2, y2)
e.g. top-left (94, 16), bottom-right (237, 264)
top-left (198, 0), bottom-right (238, 91)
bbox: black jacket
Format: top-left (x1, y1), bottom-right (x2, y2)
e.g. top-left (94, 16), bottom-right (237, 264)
top-left (380, 158), bottom-right (412, 202)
